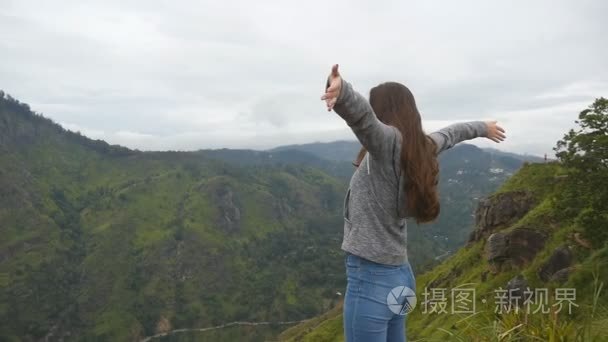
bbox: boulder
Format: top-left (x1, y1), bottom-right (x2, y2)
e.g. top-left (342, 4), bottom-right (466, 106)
top-left (505, 228), bottom-right (547, 267)
top-left (486, 232), bottom-right (508, 262)
top-left (485, 228), bottom-right (547, 273)
top-left (538, 245), bottom-right (573, 282)
top-left (550, 268), bottom-right (572, 284)
top-left (469, 190), bottom-right (536, 242)
top-left (506, 274), bottom-right (532, 307)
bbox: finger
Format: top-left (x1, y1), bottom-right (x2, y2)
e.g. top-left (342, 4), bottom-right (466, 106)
top-left (330, 97), bottom-right (337, 108)
top-left (326, 83), bottom-right (340, 93)
top-left (322, 88), bottom-right (338, 98)
top-left (331, 64), bottom-right (339, 77)
top-left (494, 129), bottom-right (506, 137)
top-left (321, 91), bottom-right (337, 101)
top-left (492, 132), bottom-right (505, 141)
top-left (497, 125), bottom-right (505, 133)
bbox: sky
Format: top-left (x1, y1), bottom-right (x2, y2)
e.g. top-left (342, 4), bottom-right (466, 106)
top-left (1, 0), bottom-right (607, 156)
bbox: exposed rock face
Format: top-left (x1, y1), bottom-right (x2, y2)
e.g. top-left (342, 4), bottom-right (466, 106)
top-left (486, 232), bottom-right (508, 262)
top-left (538, 245), bottom-right (573, 283)
top-left (273, 198), bottom-right (294, 220)
top-left (469, 191), bottom-right (536, 242)
top-left (156, 316), bottom-right (172, 334)
top-left (209, 184), bottom-right (241, 233)
top-left (485, 228), bottom-right (547, 274)
top-left (505, 228), bottom-right (547, 266)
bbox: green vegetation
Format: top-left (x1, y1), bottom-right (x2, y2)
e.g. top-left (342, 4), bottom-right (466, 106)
top-left (0, 91), bottom-right (533, 341)
top-left (279, 98), bottom-right (608, 341)
top-left (0, 93), bottom-right (347, 341)
top-left (554, 97), bottom-right (608, 247)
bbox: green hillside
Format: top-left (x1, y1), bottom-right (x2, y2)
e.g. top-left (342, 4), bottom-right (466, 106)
top-left (0, 93), bottom-right (348, 341)
top-left (279, 163), bottom-right (608, 341)
top-left (279, 99), bottom-right (608, 341)
top-left (0, 90), bottom-right (546, 341)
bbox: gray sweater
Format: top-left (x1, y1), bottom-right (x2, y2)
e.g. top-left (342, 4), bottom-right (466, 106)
top-left (333, 79), bottom-right (488, 265)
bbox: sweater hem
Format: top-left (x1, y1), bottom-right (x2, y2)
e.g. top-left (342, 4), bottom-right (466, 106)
top-left (341, 242), bottom-right (408, 266)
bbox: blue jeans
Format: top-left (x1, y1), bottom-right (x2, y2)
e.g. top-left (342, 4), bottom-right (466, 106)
top-left (343, 252), bottom-right (416, 342)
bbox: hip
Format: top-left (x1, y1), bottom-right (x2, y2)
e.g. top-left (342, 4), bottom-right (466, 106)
top-left (345, 252), bottom-right (416, 292)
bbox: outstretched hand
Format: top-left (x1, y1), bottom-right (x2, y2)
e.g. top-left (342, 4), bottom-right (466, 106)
top-left (321, 64), bottom-right (342, 111)
top-left (485, 121), bottom-right (506, 143)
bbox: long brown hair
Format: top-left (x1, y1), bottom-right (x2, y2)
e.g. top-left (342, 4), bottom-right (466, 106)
top-left (353, 82), bottom-right (439, 224)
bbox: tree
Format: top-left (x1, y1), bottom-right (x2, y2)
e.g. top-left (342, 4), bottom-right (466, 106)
top-left (555, 97), bottom-right (608, 170)
top-left (554, 97), bottom-right (608, 247)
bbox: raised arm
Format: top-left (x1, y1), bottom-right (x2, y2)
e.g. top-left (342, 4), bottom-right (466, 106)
top-left (429, 121), bottom-right (506, 154)
top-left (321, 65), bottom-right (398, 157)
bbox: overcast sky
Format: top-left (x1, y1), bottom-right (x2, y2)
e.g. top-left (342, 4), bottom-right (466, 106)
top-left (1, 0), bottom-right (607, 156)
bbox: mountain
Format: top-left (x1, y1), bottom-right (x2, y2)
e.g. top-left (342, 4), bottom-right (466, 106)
top-left (279, 156), bottom-right (608, 341)
top-left (271, 141), bottom-right (360, 162)
top-left (0, 92), bottom-right (535, 341)
top-left (483, 147), bottom-right (545, 163)
top-left (271, 140), bottom-right (543, 165)
top-left (0, 93), bottom-right (350, 341)
top-left (273, 140), bottom-right (531, 268)
top-left (198, 148), bottom-right (354, 180)
top-left (205, 136), bottom-right (542, 269)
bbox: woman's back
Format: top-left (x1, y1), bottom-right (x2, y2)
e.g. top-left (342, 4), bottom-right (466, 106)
top-left (322, 64), bottom-right (505, 342)
top-left (334, 78), bottom-right (490, 266)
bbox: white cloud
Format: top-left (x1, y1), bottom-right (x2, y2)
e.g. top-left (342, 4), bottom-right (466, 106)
top-left (1, 0), bottom-right (606, 155)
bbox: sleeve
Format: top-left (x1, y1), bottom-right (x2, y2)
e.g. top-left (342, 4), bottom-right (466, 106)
top-left (331, 78), bottom-right (399, 159)
top-left (428, 121), bottom-right (488, 154)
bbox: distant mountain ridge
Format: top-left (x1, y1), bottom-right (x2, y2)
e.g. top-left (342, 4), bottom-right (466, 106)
top-left (271, 141), bottom-right (360, 162)
top-left (206, 138), bottom-right (534, 270)
top-left (270, 140), bottom-right (543, 164)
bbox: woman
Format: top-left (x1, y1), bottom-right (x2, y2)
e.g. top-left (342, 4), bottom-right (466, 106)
top-left (321, 64), bottom-right (506, 342)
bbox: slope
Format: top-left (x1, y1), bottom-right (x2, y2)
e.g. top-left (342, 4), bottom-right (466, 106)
top-left (0, 93), bottom-right (348, 341)
top-left (278, 161), bottom-right (608, 341)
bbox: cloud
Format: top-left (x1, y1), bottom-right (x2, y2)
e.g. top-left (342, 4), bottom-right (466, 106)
top-left (1, 0), bottom-right (606, 156)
